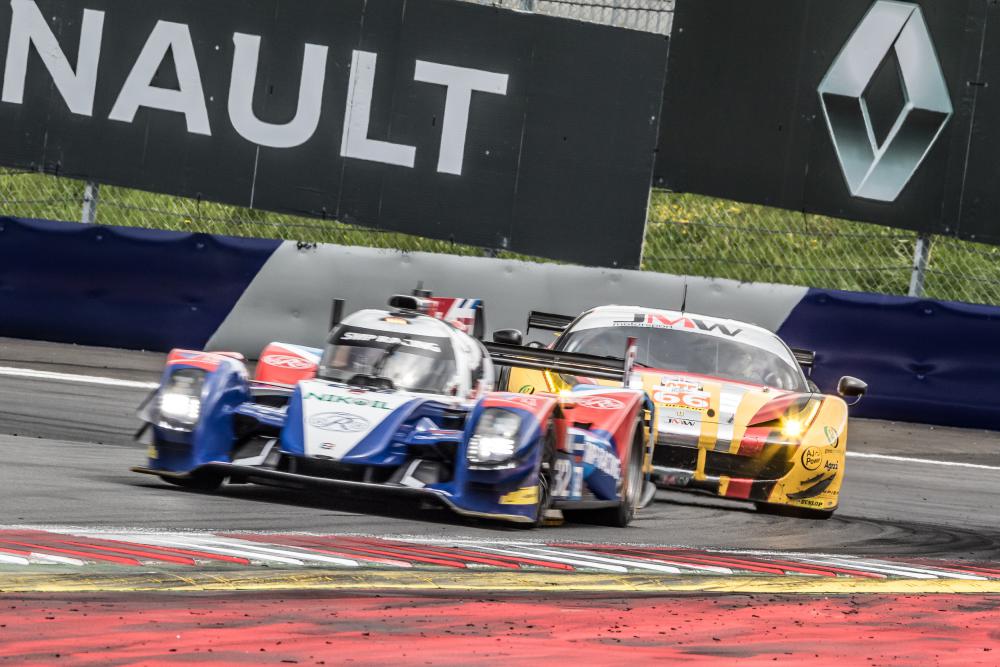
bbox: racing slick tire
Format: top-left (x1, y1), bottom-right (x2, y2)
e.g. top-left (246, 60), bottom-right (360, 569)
top-left (162, 472), bottom-right (225, 492)
top-left (754, 502), bottom-right (835, 520)
top-left (563, 421), bottom-right (644, 528)
top-left (514, 429), bottom-right (555, 530)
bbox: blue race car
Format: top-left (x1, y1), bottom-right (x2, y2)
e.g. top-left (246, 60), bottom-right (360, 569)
top-left (133, 294), bottom-right (652, 527)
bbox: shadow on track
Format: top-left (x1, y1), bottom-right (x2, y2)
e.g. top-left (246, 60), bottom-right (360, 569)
top-left (131, 478), bottom-right (538, 533)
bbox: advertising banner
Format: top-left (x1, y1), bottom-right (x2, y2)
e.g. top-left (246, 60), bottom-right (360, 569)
top-left (0, 0), bottom-right (669, 267)
top-left (657, 0), bottom-right (1000, 244)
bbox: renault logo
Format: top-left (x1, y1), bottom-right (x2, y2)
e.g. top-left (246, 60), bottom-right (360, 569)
top-left (818, 1), bottom-right (952, 202)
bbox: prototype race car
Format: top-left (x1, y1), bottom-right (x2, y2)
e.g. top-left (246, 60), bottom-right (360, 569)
top-left (133, 295), bottom-right (652, 527)
top-left (503, 305), bottom-right (867, 519)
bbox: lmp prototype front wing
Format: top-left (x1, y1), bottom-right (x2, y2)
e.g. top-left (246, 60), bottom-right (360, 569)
top-left (132, 462), bottom-right (546, 524)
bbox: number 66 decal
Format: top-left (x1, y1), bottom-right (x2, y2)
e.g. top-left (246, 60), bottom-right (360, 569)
top-left (653, 390), bottom-right (710, 409)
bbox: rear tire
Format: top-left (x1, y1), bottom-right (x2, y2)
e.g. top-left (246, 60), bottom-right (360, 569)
top-left (754, 502), bottom-right (835, 520)
top-left (563, 420), bottom-right (645, 527)
top-left (162, 472), bottom-right (224, 492)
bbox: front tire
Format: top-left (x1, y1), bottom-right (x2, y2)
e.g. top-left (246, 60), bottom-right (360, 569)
top-left (517, 429), bottom-right (555, 529)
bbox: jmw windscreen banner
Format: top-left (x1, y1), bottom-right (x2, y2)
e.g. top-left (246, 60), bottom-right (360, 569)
top-left (0, 0), bottom-right (668, 268)
top-left (656, 0), bottom-right (1000, 245)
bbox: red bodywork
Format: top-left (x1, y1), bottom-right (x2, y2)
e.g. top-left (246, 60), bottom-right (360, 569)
top-left (480, 390), bottom-right (644, 463)
top-left (253, 343), bottom-right (319, 385)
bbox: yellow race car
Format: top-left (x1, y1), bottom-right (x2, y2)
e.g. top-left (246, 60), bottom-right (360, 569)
top-left (500, 306), bottom-right (867, 519)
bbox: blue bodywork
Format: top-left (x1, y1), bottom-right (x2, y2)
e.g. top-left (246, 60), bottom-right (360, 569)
top-left (138, 354), bottom-right (603, 524)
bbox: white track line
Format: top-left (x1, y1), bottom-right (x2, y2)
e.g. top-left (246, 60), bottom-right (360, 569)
top-left (839, 557), bottom-right (988, 581)
top-left (194, 538), bottom-right (360, 567)
top-left (30, 553), bottom-right (85, 566)
top-left (0, 366), bottom-right (158, 390)
top-left (472, 545), bottom-right (629, 573)
top-left (509, 546), bottom-right (684, 574)
top-left (138, 537), bottom-right (306, 566)
top-left (791, 556), bottom-right (943, 580)
top-left (847, 451), bottom-right (1000, 471)
top-left (0, 552), bottom-right (28, 565)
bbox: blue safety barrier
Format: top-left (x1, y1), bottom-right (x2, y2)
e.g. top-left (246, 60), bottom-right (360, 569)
top-left (779, 289), bottom-right (1000, 430)
top-left (0, 217), bottom-right (280, 351)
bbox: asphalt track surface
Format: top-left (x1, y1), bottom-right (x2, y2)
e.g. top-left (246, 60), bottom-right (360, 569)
top-left (1, 337), bottom-right (998, 560)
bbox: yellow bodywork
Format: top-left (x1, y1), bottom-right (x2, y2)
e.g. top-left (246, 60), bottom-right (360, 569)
top-left (507, 366), bottom-right (848, 513)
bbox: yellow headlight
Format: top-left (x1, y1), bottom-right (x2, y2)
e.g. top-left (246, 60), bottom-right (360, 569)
top-left (781, 418), bottom-right (804, 438)
top-left (780, 399), bottom-right (822, 439)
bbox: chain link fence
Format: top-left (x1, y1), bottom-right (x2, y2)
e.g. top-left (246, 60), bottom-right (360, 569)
top-left (3, 169), bottom-right (1000, 306)
top-left (644, 192), bottom-right (1000, 306)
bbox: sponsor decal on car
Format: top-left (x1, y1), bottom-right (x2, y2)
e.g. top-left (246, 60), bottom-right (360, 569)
top-left (499, 485), bottom-right (539, 505)
top-left (824, 425), bottom-right (839, 446)
top-left (661, 377), bottom-right (701, 391)
top-left (613, 313), bottom-right (743, 337)
top-left (568, 429), bottom-right (622, 482)
top-left (801, 446), bottom-right (823, 471)
top-left (652, 389), bottom-right (710, 410)
top-left (581, 439), bottom-right (621, 481)
top-left (825, 460), bottom-right (839, 472)
top-left (261, 354), bottom-right (315, 370)
top-left (518, 384), bottom-right (535, 394)
top-left (304, 392), bottom-right (391, 409)
top-left (341, 331), bottom-right (441, 353)
top-left (576, 396), bottom-right (625, 410)
top-left (500, 394), bottom-right (539, 408)
top-left (309, 412), bottom-right (371, 433)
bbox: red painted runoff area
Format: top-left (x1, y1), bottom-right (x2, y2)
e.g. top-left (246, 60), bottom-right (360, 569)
top-left (1, 592), bottom-right (998, 665)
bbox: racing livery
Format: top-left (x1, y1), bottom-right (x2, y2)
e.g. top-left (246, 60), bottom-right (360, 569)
top-left (505, 306), bottom-right (867, 519)
top-left (133, 295), bottom-right (651, 527)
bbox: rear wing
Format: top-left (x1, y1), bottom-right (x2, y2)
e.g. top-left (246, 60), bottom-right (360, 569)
top-left (791, 348), bottom-right (815, 375)
top-left (485, 341), bottom-right (635, 383)
top-left (526, 311), bottom-right (574, 333)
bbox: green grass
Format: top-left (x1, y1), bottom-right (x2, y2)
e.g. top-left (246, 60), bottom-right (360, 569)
top-left (2, 170), bottom-right (999, 305)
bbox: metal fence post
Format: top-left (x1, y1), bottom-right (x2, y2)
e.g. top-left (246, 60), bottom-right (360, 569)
top-left (81, 180), bottom-right (100, 224)
top-left (908, 233), bottom-right (932, 298)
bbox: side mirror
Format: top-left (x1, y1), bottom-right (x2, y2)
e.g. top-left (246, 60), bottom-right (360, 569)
top-left (837, 376), bottom-right (868, 399)
top-left (493, 329), bottom-right (523, 346)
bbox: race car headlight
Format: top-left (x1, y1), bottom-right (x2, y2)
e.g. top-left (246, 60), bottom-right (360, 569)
top-left (779, 398), bottom-right (822, 440)
top-left (156, 369), bottom-right (205, 431)
top-left (467, 408), bottom-right (522, 465)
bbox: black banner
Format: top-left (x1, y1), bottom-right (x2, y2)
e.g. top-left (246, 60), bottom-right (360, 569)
top-left (656, 0), bottom-right (1000, 245)
top-left (0, 0), bottom-right (668, 268)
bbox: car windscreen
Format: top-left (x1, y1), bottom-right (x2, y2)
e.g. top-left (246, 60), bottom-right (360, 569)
top-left (558, 325), bottom-right (806, 391)
top-left (319, 325), bottom-right (457, 395)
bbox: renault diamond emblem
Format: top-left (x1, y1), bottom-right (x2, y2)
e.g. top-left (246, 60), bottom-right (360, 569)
top-left (818, 1), bottom-right (952, 202)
